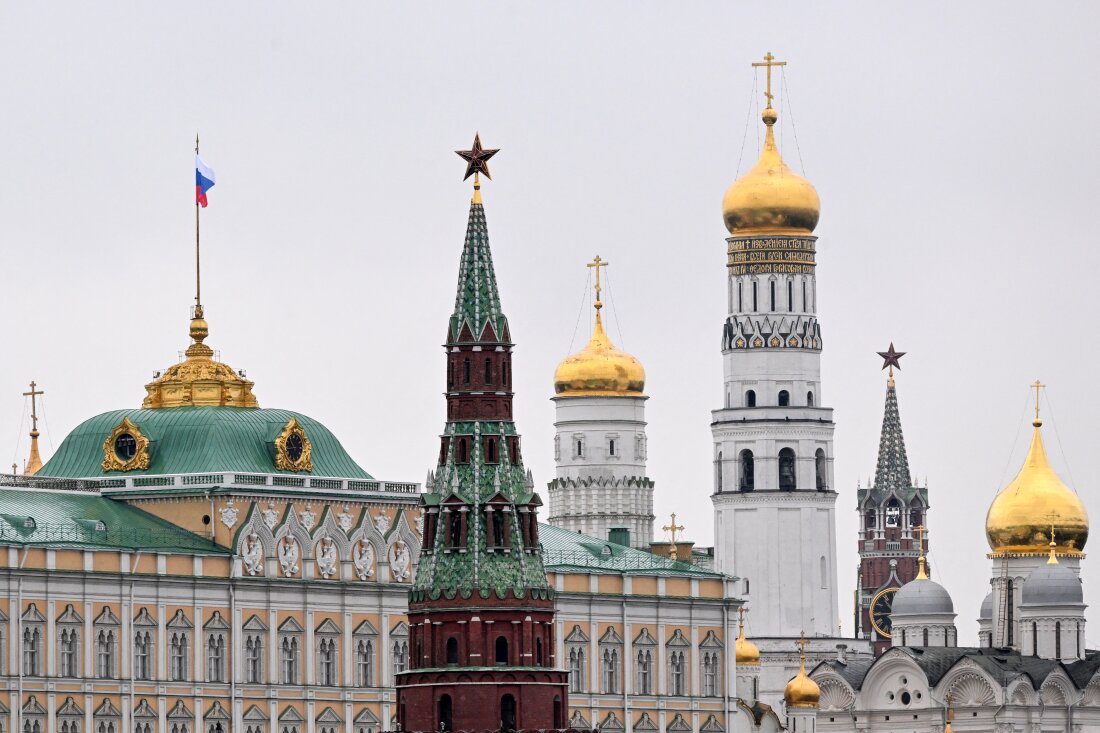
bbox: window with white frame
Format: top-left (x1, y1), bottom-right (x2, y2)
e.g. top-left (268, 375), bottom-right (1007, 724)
top-left (568, 646), bottom-right (586, 692)
top-left (669, 649), bottom-right (685, 695)
top-left (93, 607), bottom-right (120, 679)
top-left (278, 618), bottom-right (303, 685)
top-left (356, 638), bottom-right (374, 687)
top-left (315, 619), bottom-right (340, 686)
top-left (701, 630), bottom-right (723, 697)
top-left (204, 611), bottom-right (230, 683)
top-left (598, 627), bottom-right (623, 695)
top-left (132, 608), bottom-right (156, 681)
top-left (244, 634), bottom-right (263, 683)
top-left (59, 626), bottom-right (79, 677)
top-left (633, 628), bottom-right (656, 695)
top-left (167, 610), bottom-right (193, 682)
top-left (57, 697), bottom-right (84, 733)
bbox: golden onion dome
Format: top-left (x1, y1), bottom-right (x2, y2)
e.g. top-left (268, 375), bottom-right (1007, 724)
top-left (142, 308), bottom-right (259, 409)
top-left (784, 642), bottom-right (820, 709)
top-left (722, 105), bottom-right (820, 236)
top-left (554, 309), bottom-right (645, 397)
top-left (735, 613), bottom-right (760, 666)
top-left (986, 419), bottom-right (1088, 555)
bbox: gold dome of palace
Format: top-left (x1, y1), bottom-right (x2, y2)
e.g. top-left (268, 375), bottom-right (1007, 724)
top-left (784, 662), bottom-right (820, 708)
top-left (554, 310), bottom-right (645, 397)
top-left (735, 621), bottom-right (760, 666)
top-left (986, 420), bottom-right (1088, 555)
top-left (142, 309), bottom-right (259, 409)
top-left (722, 106), bottom-right (820, 235)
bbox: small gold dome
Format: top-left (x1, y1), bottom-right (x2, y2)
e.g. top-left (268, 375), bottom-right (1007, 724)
top-left (143, 308), bottom-right (259, 409)
top-left (784, 661), bottom-right (820, 709)
top-left (735, 616), bottom-right (760, 666)
top-left (986, 420), bottom-right (1088, 555)
top-left (554, 310), bottom-right (645, 397)
top-left (722, 106), bottom-right (820, 235)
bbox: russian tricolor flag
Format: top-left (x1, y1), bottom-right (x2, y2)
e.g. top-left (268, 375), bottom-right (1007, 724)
top-left (195, 155), bottom-right (216, 207)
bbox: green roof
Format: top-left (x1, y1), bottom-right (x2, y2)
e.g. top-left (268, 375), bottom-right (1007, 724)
top-left (448, 201), bottom-right (510, 344)
top-left (0, 488), bottom-right (226, 554)
top-left (37, 407), bottom-right (373, 480)
top-left (539, 523), bottom-right (724, 579)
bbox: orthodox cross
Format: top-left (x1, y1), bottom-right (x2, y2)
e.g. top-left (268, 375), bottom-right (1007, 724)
top-left (738, 606), bottom-right (748, 629)
top-left (663, 512), bottom-right (685, 560)
top-left (1031, 379), bottom-right (1045, 422)
top-left (752, 52), bottom-right (787, 107)
top-left (796, 630), bottom-right (807, 660)
top-left (22, 381), bottom-right (43, 432)
top-left (1047, 524), bottom-right (1059, 564)
top-left (877, 343), bottom-right (905, 379)
top-left (587, 255), bottom-right (609, 310)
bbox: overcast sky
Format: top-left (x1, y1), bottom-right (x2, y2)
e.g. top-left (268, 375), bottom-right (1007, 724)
top-left (2, 2), bottom-right (1098, 644)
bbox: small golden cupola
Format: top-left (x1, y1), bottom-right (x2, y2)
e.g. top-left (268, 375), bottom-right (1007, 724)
top-left (553, 256), bottom-right (645, 397)
top-left (722, 53), bottom-right (820, 236)
top-left (985, 382), bottom-right (1088, 556)
top-left (142, 306), bottom-right (259, 409)
top-left (735, 607), bottom-right (760, 666)
top-left (783, 633), bottom-right (821, 708)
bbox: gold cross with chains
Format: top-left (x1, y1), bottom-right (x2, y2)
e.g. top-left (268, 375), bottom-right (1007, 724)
top-left (587, 255), bottom-right (609, 310)
top-left (752, 52), bottom-right (787, 108)
top-left (663, 513), bottom-right (685, 560)
top-left (23, 381), bottom-right (44, 432)
top-left (1031, 379), bottom-right (1045, 422)
top-left (797, 630), bottom-right (807, 659)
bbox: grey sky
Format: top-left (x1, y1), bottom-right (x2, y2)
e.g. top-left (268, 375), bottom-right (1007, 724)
top-left (2, 2), bottom-right (1098, 644)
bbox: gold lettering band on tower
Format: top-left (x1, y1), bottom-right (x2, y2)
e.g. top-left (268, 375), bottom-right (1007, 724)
top-left (727, 235), bottom-right (817, 275)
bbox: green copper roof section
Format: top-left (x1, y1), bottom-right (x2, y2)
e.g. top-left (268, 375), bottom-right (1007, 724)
top-left (873, 381), bottom-right (912, 492)
top-left (0, 488), bottom-right (226, 554)
top-left (538, 523), bottom-right (724, 578)
top-left (37, 407), bottom-right (373, 480)
top-left (448, 201), bottom-right (509, 344)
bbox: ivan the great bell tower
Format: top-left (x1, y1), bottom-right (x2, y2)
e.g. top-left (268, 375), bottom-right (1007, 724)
top-left (710, 54), bottom-right (840, 640)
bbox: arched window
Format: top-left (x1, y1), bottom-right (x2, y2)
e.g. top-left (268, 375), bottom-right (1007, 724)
top-left (901, 629), bottom-right (906, 646)
top-left (500, 694), bottom-right (516, 731)
top-left (553, 696), bottom-right (563, 729)
top-left (788, 280), bottom-right (793, 311)
top-left (448, 511), bottom-right (462, 549)
top-left (457, 438), bottom-right (468, 464)
top-left (738, 281), bottom-right (743, 312)
top-left (609, 439), bottom-right (616, 456)
top-left (568, 647), bottom-right (585, 692)
top-left (536, 637), bottom-right (543, 665)
top-left (752, 281), bottom-right (758, 311)
top-left (502, 361), bottom-right (509, 385)
top-left (807, 390), bottom-right (814, 407)
top-left (745, 389), bottom-right (756, 407)
top-left (1056, 621), bottom-right (1062, 659)
top-left (491, 509), bottom-right (505, 548)
top-left (462, 359), bottom-right (470, 385)
top-left (484, 358), bottom-right (492, 384)
top-left (438, 695), bottom-right (453, 732)
top-left (815, 448), bottom-right (827, 491)
top-left (778, 390), bottom-right (790, 406)
top-left (486, 437), bottom-right (498, 463)
top-left (318, 638), bottom-right (336, 686)
top-left (865, 511), bottom-right (876, 530)
top-left (739, 450), bottom-right (754, 491)
top-left (446, 637), bottom-right (458, 665)
top-left (669, 650), bottom-right (684, 695)
top-left (885, 498), bottom-right (901, 527)
top-left (802, 279), bottom-right (807, 312)
top-left (495, 636), bottom-right (508, 665)
top-left (636, 649), bottom-right (652, 694)
top-left (1032, 621), bottom-right (1038, 656)
top-left (778, 448), bottom-right (796, 491)
top-left (1006, 579), bottom-right (1015, 646)
top-left (923, 628), bottom-right (929, 647)
top-left (770, 280), bottom-right (776, 311)
top-left (820, 556), bottom-right (827, 588)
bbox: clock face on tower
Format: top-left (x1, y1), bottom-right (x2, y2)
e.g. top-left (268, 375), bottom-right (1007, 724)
top-left (870, 586), bottom-right (900, 638)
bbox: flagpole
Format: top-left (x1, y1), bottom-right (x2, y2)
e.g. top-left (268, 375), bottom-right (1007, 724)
top-left (195, 133), bottom-right (202, 316)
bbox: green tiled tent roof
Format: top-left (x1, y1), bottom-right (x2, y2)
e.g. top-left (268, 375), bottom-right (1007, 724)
top-left (37, 407), bottom-right (372, 479)
top-left (539, 523), bottom-right (724, 578)
top-left (0, 488), bottom-right (226, 554)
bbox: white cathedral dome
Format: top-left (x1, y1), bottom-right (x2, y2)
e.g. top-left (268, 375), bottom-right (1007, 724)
top-left (1022, 562), bottom-right (1083, 606)
top-left (891, 577), bottom-right (954, 617)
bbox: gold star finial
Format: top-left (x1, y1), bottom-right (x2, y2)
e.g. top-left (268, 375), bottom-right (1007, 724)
top-left (587, 255), bottom-right (609, 311)
top-left (662, 512), bottom-right (685, 561)
top-left (455, 133), bottom-right (499, 204)
top-left (751, 52), bottom-right (787, 110)
top-left (1031, 379), bottom-right (1045, 427)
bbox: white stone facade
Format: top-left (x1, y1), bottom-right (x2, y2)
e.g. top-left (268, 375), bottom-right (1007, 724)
top-left (548, 395), bottom-right (654, 549)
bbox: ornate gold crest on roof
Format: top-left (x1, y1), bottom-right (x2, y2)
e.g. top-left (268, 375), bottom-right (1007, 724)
top-left (142, 307), bottom-right (259, 409)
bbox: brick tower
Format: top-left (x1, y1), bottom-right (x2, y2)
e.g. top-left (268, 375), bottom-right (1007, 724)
top-left (396, 139), bottom-right (568, 732)
top-left (855, 348), bottom-right (929, 655)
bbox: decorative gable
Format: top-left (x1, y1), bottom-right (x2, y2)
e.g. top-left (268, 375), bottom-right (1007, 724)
top-left (315, 618), bottom-right (341, 636)
top-left (133, 608), bottom-right (157, 627)
top-left (57, 697), bottom-right (84, 717)
top-left (599, 712), bottom-right (625, 731)
top-left (133, 700), bottom-right (157, 720)
top-left (205, 701), bottom-right (230, 721)
top-left (667, 629), bottom-right (691, 647)
top-left (243, 614), bottom-right (269, 632)
top-left (316, 707), bottom-right (343, 724)
top-left (390, 621), bottom-right (409, 637)
top-left (167, 610), bottom-right (193, 629)
top-left (243, 705), bottom-right (269, 722)
top-left (204, 611), bottom-right (231, 630)
top-left (94, 607), bottom-right (121, 626)
top-left (354, 708), bottom-right (380, 725)
top-left (700, 630), bottom-right (724, 648)
top-left (94, 699), bottom-right (121, 717)
top-left (635, 713), bottom-right (658, 731)
top-left (701, 715), bottom-right (725, 733)
top-left (668, 713), bottom-right (693, 732)
top-left (167, 700), bottom-right (193, 720)
top-left (633, 627), bottom-right (658, 646)
top-left (279, 706), bottom-right (306, 723)
top-left (22, 696), bottom-right (46, 716)
top-left (353, 619), bottom-right (379, 637)
top-left (56, 604), bottom-right (84, 625)
top-left (569, 711), bottom-right (591, 729)
top-left (565, 624), bottom-right (590, 644)
top-left (278, 617), bottom-right (304, 634)
top-left (21, 603), bottom-right (46, 624)
top-left (599, 627), bottom-right (624, 645)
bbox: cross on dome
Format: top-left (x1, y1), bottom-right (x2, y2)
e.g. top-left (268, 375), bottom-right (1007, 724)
top-left (751, 52), bottom-right (786, 108)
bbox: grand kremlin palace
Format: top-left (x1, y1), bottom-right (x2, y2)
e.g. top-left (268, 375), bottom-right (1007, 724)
top-left (0, 159), bottom-right (743, 732)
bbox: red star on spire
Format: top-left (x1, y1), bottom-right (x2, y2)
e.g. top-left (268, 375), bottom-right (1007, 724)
top-left (877, 343), bottom-right (905, 371)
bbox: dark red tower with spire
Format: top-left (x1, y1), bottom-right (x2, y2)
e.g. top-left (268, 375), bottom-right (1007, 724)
top-left (395, 139), bottom-right (569, 732)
